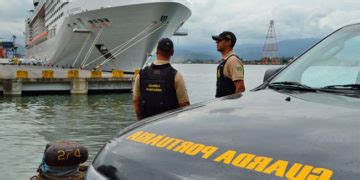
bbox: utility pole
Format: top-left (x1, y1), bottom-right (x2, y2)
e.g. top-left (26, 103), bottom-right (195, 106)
top-left (12, 35), bottom-right (18, 57)
top-left (0, 37), bottom-right (3, 58)
top-left (260, 20), bottom-right (280, 65)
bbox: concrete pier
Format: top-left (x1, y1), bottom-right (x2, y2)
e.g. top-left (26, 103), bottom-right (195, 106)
top-left (0, 64), bottom-right (135, 96)
top-left (3, 79), bottom-right (22, 95)
top-left (71, 79), bottom-right (88, 95)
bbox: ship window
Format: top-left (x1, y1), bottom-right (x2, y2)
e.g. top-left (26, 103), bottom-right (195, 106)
top-left (104, 18), bottom-right (110, 22)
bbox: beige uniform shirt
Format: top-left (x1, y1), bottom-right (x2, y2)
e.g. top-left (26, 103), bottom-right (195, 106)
top-left (133, 60), bottom-right (189, 104)
top-left (222, 51), bottom-right (244, 81)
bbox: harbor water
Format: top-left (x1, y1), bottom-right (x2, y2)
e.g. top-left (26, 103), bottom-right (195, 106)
top-left (0, 64), bottom-right (279, 179)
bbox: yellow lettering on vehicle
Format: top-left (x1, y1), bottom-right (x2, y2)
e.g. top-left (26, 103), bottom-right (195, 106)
top-left (166, 139), bottom-right (184, 150)
top-left (232, 153), bottom-right (256, 169)
top-left (185, 144), bottom-right (205, 156)
top-left (155, 137), bottom-right (175, 148)
top-left (126, 131), bottom-right (144, 140)
top-left (136, 132), bottom-right (157, 143)
top-left (229, 153), bottom-right (255, 169)
top-left (286, 164), bottom-right (313, 179)
top-left (144, 135), bottom-right (164, 145)
top-left (263, 160), bottom-right (289, 177)
top-left (214, 150), bottom-right (236, 164)
top-left (245, 156), bottom-right (272, 172)
top-left (173, 141), bottom-right (194, 153)
top-left (125, 131), bottom-right (334, 179)
top-left (307, 168), bottom-right (334, 180)
top-left (200, 146), bottom-right (218, 159)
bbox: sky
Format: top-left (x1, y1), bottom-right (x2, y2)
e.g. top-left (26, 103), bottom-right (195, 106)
top-left (1, 0), bottom-right (360, 47)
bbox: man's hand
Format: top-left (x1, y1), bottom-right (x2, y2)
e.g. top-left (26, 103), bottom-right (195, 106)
top-left (234, 80), bottom-right (245, 93)
top-left (179, 101), bottom-right (190, 107)
top-left (132, 96), bottom-right (142, 120)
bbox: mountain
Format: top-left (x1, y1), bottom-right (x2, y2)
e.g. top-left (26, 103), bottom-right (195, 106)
top-left (173, 38), bottom-right (320, 62)
top-left (14, 38), bottom-right (320, 61)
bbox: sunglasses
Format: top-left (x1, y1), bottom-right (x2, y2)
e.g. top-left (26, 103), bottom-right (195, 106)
top-left (216, 38), bottom-right (230, 43)
top-left (216, 39), bottom-right (225, 43)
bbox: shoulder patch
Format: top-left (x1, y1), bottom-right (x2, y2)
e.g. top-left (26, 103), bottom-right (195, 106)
top-left (236, 66), bottom-right (243, 72)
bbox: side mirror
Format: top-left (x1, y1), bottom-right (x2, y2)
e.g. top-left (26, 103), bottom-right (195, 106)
top-left (263, 67), bottom-right (283, 82)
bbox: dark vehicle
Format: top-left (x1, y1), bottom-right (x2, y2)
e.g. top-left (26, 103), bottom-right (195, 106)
top-left (87, 24), bottom-right (360, 180)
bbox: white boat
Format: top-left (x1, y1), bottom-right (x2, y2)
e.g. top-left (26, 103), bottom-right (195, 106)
top-left (25, 0), bottom-right (191, 72)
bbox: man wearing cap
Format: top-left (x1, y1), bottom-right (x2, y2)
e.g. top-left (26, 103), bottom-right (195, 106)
top-left (132, 38), bottom-right (190, 120)
top-left (212, 31), bottom-right (245, 98)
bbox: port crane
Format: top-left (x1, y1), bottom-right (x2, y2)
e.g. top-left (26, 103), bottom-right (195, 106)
top-left (0, 35), bottom-right (18, 63)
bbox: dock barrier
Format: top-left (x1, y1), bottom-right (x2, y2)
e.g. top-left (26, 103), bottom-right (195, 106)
top-left (68, 70), bottom-right (80, 79)
top-left (91, 70), bottom-right (102, 78)
top-left (16, 70), bottom-right (28, 79)
top-left (42, 70), bottom-right (54, 79)
top-left (0, 65), bottom-right (134, 96)
top-left (112, 70), bottom-right (124, 78)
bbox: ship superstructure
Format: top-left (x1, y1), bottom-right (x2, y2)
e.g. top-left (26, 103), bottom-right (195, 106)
top-left (25, 0), bottom-right (191, 72)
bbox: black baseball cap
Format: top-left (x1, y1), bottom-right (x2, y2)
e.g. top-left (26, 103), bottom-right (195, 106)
top-left (157, 38), bottom-right (174, 52)
top-left (212, 31), bottom-right (237, 47)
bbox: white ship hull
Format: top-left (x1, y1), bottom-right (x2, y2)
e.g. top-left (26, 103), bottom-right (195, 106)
top-left (25, 0), bottom-right (191, 72)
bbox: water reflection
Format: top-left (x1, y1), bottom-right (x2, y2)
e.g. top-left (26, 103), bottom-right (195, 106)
top-left (0, 94), bottom-right (136, 179)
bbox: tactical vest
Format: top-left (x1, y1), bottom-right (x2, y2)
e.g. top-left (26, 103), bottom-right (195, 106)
top-left (139, 63), bottom-right (179, 119)
top-left (216, 55), bottom-right (241, 98)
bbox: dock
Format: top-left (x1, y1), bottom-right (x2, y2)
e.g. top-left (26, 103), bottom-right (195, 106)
top-left (0, 64), bottom-right (136, 96)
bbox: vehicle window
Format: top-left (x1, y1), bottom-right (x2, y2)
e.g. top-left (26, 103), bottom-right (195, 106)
top-left (335, 36), bottom-right (360, 64)
top-left (301, 66), bottom-right (359, 88)
top-left (272, 24), bottom-right (360, 89)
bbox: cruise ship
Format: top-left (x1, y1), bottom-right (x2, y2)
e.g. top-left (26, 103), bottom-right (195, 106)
top-left (25, 0), bottom-right (191, 72)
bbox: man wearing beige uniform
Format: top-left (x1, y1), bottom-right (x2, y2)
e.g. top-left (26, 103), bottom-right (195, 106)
top-left (212, 31), bottom-right (245, 97)
top-left (133, 38), bottom-right (190, 120)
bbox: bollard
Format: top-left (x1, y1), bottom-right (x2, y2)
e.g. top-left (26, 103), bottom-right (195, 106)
top-left (16, 70), bottom-right (28, 79)
top-left (68, 69), bottom-right (80, 79)
top-left (44, 141), bottom-right (88, 167)
top-left (112, 70), bottom-right (124, 78)
top-left (42, 70), bottom-right (54, 79)
top-left (30, 141), bottom-right (89, 180)
top-left (91, 70), bottom-right (102, 78)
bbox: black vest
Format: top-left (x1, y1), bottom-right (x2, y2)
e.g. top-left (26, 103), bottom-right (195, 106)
top-left (216, 55), bottom-right (241, 98)
top-left (139, 63), bottom-right (179, 119)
